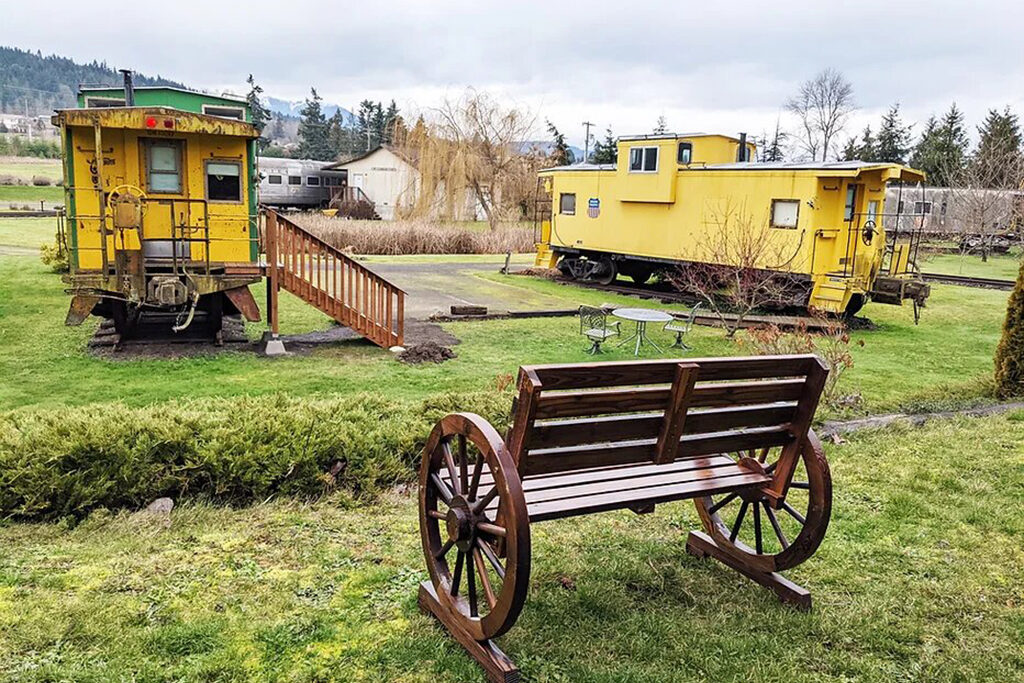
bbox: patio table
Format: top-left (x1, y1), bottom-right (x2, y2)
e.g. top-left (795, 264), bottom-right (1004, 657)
top-left (612, 307), bottom-right (673, 356)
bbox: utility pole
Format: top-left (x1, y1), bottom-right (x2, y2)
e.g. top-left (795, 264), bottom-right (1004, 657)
top-left (582, 121), bottom-right (594, 164)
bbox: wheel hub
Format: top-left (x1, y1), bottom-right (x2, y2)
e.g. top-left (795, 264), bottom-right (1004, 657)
top-left (445, 495), bottom-right (477, 552)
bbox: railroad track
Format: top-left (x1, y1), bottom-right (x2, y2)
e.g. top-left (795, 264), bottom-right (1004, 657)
top-left (921, 272), bottom-right (1015, 290)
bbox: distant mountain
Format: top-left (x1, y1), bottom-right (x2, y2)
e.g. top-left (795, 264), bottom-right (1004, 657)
top-left (0, 45), bottom-right (187, 114)
top-left (265, 96), bottom-right (355, 125)
top-left (520, 140), bottom-right (587, 163)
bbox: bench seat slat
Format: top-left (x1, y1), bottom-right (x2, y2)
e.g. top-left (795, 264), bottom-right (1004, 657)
top-left (526, 470), bottom-right (770, 522)
top-left (524, 426), bottom-right (794, 476)
top-left (529, 402), bottom-right (798, 449)
top-left (456, 455), bottom-right (738, 495)
top-left (525, 354), bottom-right (814, 391)
top-left (533, 378), bottom-right (806, 419)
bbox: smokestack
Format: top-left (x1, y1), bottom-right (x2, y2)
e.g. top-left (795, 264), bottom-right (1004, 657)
top-left (737, 132), bottom-right (748, 162)
top-left (120, 69), bottom-right (135, 107)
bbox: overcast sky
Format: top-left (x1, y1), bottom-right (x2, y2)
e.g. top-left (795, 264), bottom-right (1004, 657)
top-left (6, 0), bottom-right (1024, 150)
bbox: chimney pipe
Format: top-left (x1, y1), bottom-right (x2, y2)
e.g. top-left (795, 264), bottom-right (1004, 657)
top-left (737, 132), bottom-right (747, 162)
top-left (120, 69), bottom-right (135, 107)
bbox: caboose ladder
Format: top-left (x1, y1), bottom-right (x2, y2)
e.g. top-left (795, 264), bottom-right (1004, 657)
top-left (263, 209), bottom-right (405, 349)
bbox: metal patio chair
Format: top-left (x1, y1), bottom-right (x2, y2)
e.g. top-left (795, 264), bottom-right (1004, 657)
top-left (664, 302), bottom-right (703, 349)
top-left (579, 305), bottom-right (620, 354)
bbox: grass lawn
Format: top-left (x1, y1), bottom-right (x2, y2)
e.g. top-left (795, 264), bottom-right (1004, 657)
top-left (0, 185), bottom-right (63, 205)
top-left (0, 249), bottom-right (1009, 415)
top-left (1, 412), bottom-right (1021, 682)
top-left (922, 251), bottom-right (1022, 280)
top-left (0, 156), bottom-right (61, 183)
top-left (0, 217), bottom-right (55, 250)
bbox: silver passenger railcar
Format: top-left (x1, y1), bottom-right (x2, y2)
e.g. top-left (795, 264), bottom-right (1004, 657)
top-left (257, 157), bottom-right (347, 208)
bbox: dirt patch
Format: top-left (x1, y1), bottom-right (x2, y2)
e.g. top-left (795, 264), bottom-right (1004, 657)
top-left (397, 342), bottom-right (458, 364)
top-left (845, 315), bottom-right (879, 331)
top-left (509, 267), bottom-right (560, 279)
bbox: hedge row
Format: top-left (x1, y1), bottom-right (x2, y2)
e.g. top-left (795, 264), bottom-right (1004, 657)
top-left (0, 391), bottom-right (513, 520)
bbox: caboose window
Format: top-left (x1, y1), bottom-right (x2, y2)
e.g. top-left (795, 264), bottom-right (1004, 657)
top-left (677, 142), bottom-right (693, 164)
top-left (771, 199), bottom-right (800, 229)
top-left (560, 193), bottom-right (576, 215)
top-left (146, 141), bottom-right (182, 193)
top-left (306, 176), bottom-right (321, 186)
top-left (288, 176), bottom-right (301, 185)
top-left (268, 175), bottom-right (282, 184)
top-left (206, 161), bottom-right (241, 202)
top-left (914, 201), bottom-right (932, 215)
top-left (629, 146), bottom-right (658, 172)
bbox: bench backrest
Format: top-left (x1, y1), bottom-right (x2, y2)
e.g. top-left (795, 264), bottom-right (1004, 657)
top-left (506, 354), bottom-right (828, 478)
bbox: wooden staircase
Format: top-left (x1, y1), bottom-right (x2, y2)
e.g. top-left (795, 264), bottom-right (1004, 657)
top-left (263, 209), bottom-right (404, 348)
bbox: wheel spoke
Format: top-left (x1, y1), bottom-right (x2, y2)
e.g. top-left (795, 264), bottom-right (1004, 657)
top-left (764, 504), bottom-right (790, 549)
top-left (708, 492), bottom-right (738, 515)
top-left (757, 447), bottom-right (770, 463)
top-left (450, 550), bottom-right (464, 596)
top-left (789, 481), bottom-right (810, 490)
top-left (427, 509), bottom-right (446, 520)
top-left (473, 547), bottom-right (497, 609)
top-left (477, 538), bottom-right (506, 579)
top-left (458, 434), bottom-right (469, 494)
top-left (753, 500), bottom-right (763, 554)
top-left (476, 521), bottom-right (506, 538)
top-left (435, 538), bottom-right (454, 559)
top-left (469, 453), bottom-right (485, 500)
top-left (442, 442), bottom-right (460, 495)
top-left (431, 473), bottom-right (454, 504)
top-left (467, 552), bottom-right (478, 617)
top-left (729, 501), bottom-right (749, 542)
top-left (473, 486), bottom-right (499, 515)
top-left (764, 461), bottom-right (777, 474)
top-left (781, 501), bottom-right (807, 525)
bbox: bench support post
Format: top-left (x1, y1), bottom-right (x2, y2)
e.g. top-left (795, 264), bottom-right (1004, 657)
top-left (685, 531), bottom-right (811, 610)
top-left (418, 581), bottom-right (520, 683)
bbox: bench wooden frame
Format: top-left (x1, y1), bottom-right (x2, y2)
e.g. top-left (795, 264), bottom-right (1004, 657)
top-left (418, 354), bottom-right (832, 682)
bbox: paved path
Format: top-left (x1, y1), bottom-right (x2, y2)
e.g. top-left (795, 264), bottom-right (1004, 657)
top-left (358, 259), bottom-right (569, 319)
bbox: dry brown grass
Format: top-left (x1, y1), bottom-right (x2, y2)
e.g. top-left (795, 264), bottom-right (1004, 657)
top-left (293, 215), bottom-right (534, 255)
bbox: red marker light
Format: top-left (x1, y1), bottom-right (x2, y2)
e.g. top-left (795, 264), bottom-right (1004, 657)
top-left (163, 119), bottom-right (174, 129)
top-left (145, 117), bottom-right (157, 128)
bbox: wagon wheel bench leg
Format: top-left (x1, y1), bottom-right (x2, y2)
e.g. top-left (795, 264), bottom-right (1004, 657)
top-left (418, 412), bottom-right (530, 683)
top-left (685, 531), bottom-right (811, 610)
top-left (417, 581), bottom-right (520, 683)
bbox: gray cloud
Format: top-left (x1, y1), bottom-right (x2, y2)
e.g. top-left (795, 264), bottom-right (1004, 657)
top-left (5, 0), bottom-right (1022, 147)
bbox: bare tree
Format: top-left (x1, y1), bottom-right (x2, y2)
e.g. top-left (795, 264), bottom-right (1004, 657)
top-left (424, 89), bottom-right (539, 229)
top-left (946, 147), bottom-right (1024, 262)
top-left (786, 68), bottom-right (855, 161)
top-left (667, 202), bottom-right (806, 336)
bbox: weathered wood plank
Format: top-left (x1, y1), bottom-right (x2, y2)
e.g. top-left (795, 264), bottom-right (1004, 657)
top-left (525, 355), bottom-right (815, 390)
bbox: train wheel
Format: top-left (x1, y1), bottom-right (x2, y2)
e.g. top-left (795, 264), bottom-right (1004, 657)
top-left (593, 258), bottom-right (617, 285)
top-left (110, 300), bottom-right (140, 339)
top-left (557, 257), bottom-right (577, 280)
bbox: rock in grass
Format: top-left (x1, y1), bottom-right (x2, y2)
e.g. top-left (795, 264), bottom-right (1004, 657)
top-left (145, 497), bottom-right (175, 515)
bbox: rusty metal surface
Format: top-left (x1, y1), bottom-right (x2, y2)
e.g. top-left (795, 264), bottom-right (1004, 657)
top-left (53, 107), bottom-right (258, 138)
top-left (224, 285), bottom-right (261, 322)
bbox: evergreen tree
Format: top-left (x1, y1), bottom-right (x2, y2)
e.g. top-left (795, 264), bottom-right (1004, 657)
top-left (874, 103), bottom-right (912, 164)
top-left (356, 100), bottom-right (381, 151)
top-left (994, 258), bottom-right (1024, 398)
top-left (546, 120), bottom-right (575, 165)
top-left (297, 88), bottom-right (333, 160)
top-left (382, 100), bottom-right (404, 144)
top-left (762, 119), bottom-right (786, 162)
top-left (268, 117), bottom-right (285, 140)
top-left (245, 74), bottom-right (271, 153)
top-left (842, 126), bottom-right (875, 161)
top-left (974, 107), bottom-right (1023, 188)
top-left (911, 104), bottom-right (968, 186)
top-left (653, 115), bottom-right (668, 135)
top-left (591, 127), bottom-right (617, 164)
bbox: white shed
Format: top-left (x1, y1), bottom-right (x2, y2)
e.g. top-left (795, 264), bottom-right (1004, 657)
top-left (327, 146), bottom-right (419, 220)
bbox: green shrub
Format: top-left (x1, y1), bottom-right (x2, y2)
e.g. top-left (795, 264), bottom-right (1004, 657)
top-left (0, 391), bottom-right (512, 520)
top-left (994, 258), bottom-right (1024, 399)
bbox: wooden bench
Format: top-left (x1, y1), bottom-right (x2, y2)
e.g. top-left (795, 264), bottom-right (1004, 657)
top-left (417, 354), bottom-right (833, 682)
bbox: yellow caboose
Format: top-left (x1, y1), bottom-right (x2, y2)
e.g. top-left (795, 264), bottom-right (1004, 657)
top-left (54, 85), bottom-right (262, 338)
top-left (535, 133), bottom-right (930, 316)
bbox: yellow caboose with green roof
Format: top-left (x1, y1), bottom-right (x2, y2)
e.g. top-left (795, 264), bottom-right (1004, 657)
top-left (54, 81), bottom-right (262, 338)
top-left (535, 133), bottom-right (930, 316)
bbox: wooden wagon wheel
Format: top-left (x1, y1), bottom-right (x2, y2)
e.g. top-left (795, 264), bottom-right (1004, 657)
top-left (694, 430), bottom-right (831, 574)
top-left (419, 413), bottom-right (531, 642)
